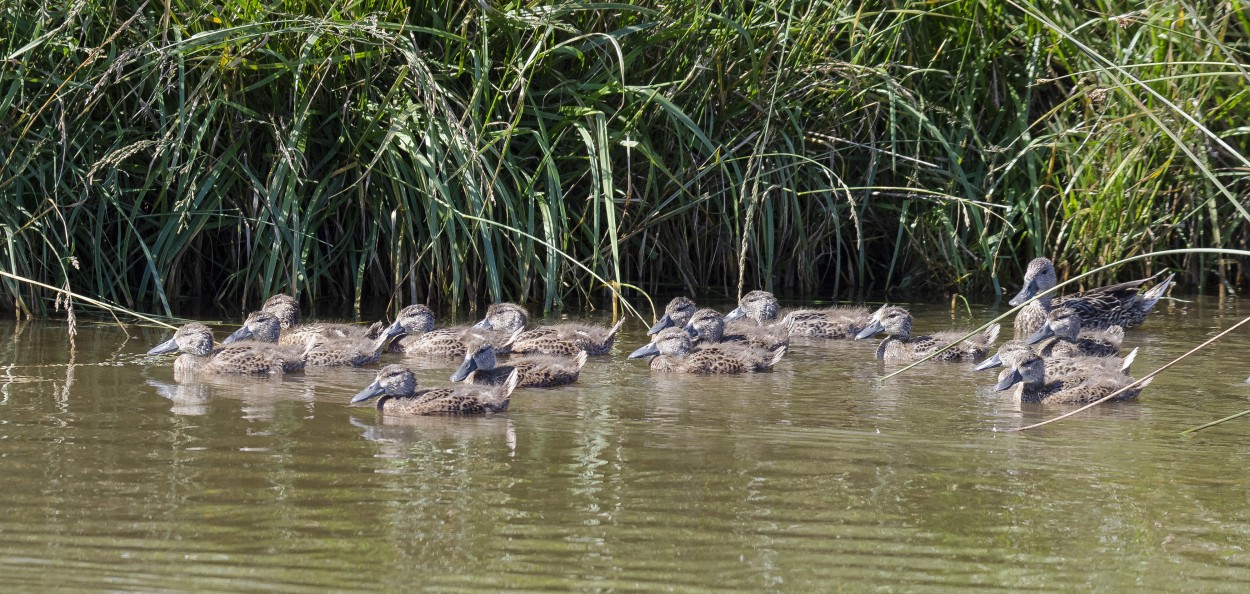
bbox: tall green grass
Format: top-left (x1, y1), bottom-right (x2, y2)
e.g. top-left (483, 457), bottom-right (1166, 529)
top-left (1, 0), bottom-right (1247, 316)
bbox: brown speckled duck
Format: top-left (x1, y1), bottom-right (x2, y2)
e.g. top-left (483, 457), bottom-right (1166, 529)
top-left (451, 340), bottom-right (587, 388)
top-left (148, 323), bottom-right (309, 375)
top-left (725, 290), bottom-right (871, 339)
top-left (259, 294), bottom-right (384, 346)
top-left (627, 327), bottom-right (786, 374)
top-left (385, 305), bottom-right (486, 358)
top-left (1025, 307), bottom-right (1123, 358)
top-left (224, 310), bottom-right (404, 367)
top-left (1009, 258), bottom-right (1174, 338)
top-left (648, 296), bottom-right (698, 335)
top-left (351, 364), bottom-right (516, 415)
top-left (475, 302), bottom-right (624, 356)
top-left (854, 305), bottom-right (1000, 362)
top-left (684, 308), bottom-right (789, 351)
top-left (972, 340), bottom-right (1137, 378)
top-left (995, 352), bottom-right (1150, 404)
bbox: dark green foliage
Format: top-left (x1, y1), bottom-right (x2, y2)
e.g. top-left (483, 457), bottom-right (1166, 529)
top-left (1, 0), bottom-right (1247, 316)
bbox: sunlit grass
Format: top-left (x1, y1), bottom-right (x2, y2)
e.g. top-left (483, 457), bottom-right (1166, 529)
top-left (1, 0), bottom-right (1247, 317)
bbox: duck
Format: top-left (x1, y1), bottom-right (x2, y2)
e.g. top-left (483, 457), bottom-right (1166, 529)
top-left (224, 310), bottom-right (406, 367)
top-left (995, 352), bottom-right (1150, 404)
top-left (854, 305), bottom-right (1000, 362)
top-left (1008, 258), bottom-right (1174, 338)
top-left (350, 364), bottom-right (516, 415)
top-left (259, 294), bottom-right (384, 346)
top-left (1025, 307), bottom-right (1123, 358)
top-left (385, 304), bottom-right (483, 358)
top-left (724, 290), bottom-right (871, 338)
top-left (147, 322), bottom-right (309, 375)
top-left (648, 296), bottom-right (698, 335)
top-left (684, 308), bottom-right (789, 351)
top-left (627, 327), bottom-right (786, 374)
top-left (474, 302), bottom-right (624, 356)
top-left (451, 340), bottom-right (588, 388)
top-left (973, 339), bottom-right (1136, 378)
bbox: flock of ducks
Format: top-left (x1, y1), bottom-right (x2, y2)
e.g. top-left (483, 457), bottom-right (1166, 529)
top-left (146, 258), bottom-right (1176, 415)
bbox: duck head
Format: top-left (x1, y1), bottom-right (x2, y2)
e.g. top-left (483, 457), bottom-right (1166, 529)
top-left (262, 294), bottom-right (300, 329)
top-left (451, 341), bottom-right (500, 382)
top-left (1026, 306), bottom-right (1080, 344)
top-left (628, 327), bottom-right (693, 359)
top-left (148, 323), bottom-right (214, 356)
top-left (972, 340), bottom-right (1033, 371)
top-left (649, 296), bottom-right (697, 334)
top-left (994, 353), bottom-right (1046, 391)
top-left (474, 303), bottom-right (529, 333)
top-left (383, 304), bottom-right (436, 339)
top-left (724, 290), bottom-right (779, 324)
top-left (684, 308), bottom-right (725, 343)
top-left (222, 311), bottom-right (283, 345)
top-left (1009, 258), bottom-right (1058, 308)
top-left (352, 364), bottom-right (417, 404)
top-left (854, 305), bottom-right (912, 340)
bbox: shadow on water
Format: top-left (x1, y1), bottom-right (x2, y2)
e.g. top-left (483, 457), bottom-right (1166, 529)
top-left (1, 298), bottom-right (1250, 590)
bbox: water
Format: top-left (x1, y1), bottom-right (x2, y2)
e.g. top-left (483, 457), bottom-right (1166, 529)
top-left (2, 298), bottom-right (1250, 592)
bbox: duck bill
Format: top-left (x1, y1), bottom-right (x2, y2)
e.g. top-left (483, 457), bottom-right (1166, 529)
top-left (854, 320), bottom-right (884, 340)
top-left (450, 357), bottom-right (478, 382)
top-left (723, 307), bottom-right (746, 322)
top-left (994, 369), bottom-right (1024, 391)
top-left (350, 381), bottom-right (386, 404)
top-left (221, 326), bottom-right (253, 345)
top-left (647, 314), bottom-right (674, 335)
top-left (473, 318), bottom-right (492, 330)
top-left (1007, 282), bottom-right (1035, 307)
top-left (1024, 325), bottom-right (1054, 345)
top-left (147, 336), bottom-right (180, 355)
top-left (628, 342), bottom-right (660, 359)
top-left (382, 320), bottom-right (407, 339)
top-left (972, 354), bottom-right (1003, 371)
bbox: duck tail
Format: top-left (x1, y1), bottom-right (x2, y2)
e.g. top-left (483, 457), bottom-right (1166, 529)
top-left (608, 319), bottom-right (626, 339)
top-left (1139, 272), bottom-right (1175, 311)
top-left (1103, 324), bottom-right (1125, 345)
top-left (766, 345), bottom-right (787, 370)
top-left (492, 369), bottom-right (519, 411)
top-left (982, 322), bottom-right (1001, 346)
top-left (574, 350), bottom-right (589, 371)
top-left (1120, 347), bottom-right (1138, 374)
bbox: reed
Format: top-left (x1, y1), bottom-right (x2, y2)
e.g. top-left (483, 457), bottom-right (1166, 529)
top-left (1, 0), bottom-right (1247, 317)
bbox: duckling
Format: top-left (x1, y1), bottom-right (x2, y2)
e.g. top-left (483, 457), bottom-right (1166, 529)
top-left (724, 290), bottom-right (871, 338)
top-left (1009, 258), bottom-right (1174, 338)
top-left (627, 327), bottom-right (786, 374)
top-left (684, 308), bottom-right (789, 351)
top-left (224, 310), bottom-right (404, 367)
top-left (973, 339), bottom-right (1137, 378)
top-left (648, 296), bottom-right (698, 335)
top-left (385, 304), bottom-right (481, 358)
top-left (1025, 307), bottom-right (1123, 358)
top-left (147, 323), bottom-right (308, 375)
top-left (451, 340), bottom-right (588, 388)
top-left (995, 352), bottom-right (1150, 404)
top-left (351, 364), bottom-right (516, 415)
top-left (475, 302), bottom-right (624, 355)
top-left (854, 305), bottom-right (1000, 362)
top-left (305, 322), bottom-right (406, 367)
top-left (259, 294), bottom-right (383, 346)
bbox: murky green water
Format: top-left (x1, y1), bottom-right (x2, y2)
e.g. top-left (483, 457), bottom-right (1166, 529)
top-left (2, 298), bottom-right (1250, 592)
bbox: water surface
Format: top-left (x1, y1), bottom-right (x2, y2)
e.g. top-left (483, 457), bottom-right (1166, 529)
top-left (1, 298), bottom-right (1249, 592)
